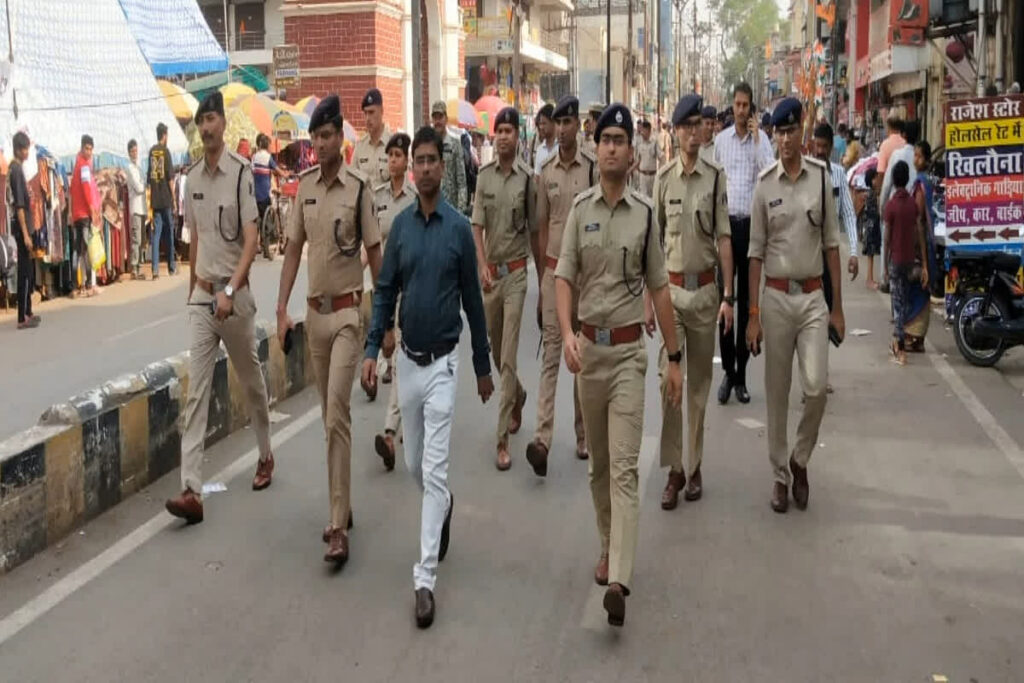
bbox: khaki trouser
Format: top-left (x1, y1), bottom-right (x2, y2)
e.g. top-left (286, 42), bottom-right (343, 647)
top-left (535, 268), bottom-right (586, 451)
top-left (578, 333), bottom-right (646, 590)
top-left (384, 298), bottom-right (403, 434)
top-left (308, 303), bottom-right (362, 529)
top-left (762, 286), bottom-right (830, 485)
top-left (638, 172), bottom-right (656, 197)
top-left (658, 281), bottom-right (718, 476)
top-left (483, 267), bottom-right (527, 447)
top-left (181, 287), bottom-right (271, 494)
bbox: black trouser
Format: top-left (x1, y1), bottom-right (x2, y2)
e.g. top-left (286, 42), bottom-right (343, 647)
top-left (719, 216), bottom-right (750, 386)
top-left (14, 235), bottom-right (34, 323)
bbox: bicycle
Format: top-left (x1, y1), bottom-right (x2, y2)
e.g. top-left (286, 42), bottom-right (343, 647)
top-left (260, 177), bottom-right (298, 259)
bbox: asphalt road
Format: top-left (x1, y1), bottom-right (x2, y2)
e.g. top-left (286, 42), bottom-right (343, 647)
top-left (1, 254), bottom-right (1024, 681)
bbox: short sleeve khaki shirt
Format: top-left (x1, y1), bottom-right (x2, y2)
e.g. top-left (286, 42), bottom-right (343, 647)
top-left (536, 147), bottom-right (597, 261)
top-left (186, 149), bottom-right (259, 283)
top-left (749, 156), bottom-right (841, 280)
top-left (353, 128), bottom-right (391, 187)
top-left (365, 178), bottom-right (417, 291)
top-left (287, 163), bottom-right (381, 299)
top-left (654, 155), bottom-right (730, 275)
top-left (555, 186), bottom-right (669, 328)
top-left (470, 158), bottom-right (536, 264)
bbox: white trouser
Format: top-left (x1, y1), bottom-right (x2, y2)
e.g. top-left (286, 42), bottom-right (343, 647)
top-left (397, 346), bottom-right (458, 591)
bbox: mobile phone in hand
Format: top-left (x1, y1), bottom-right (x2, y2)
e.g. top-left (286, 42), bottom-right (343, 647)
top-left (283, 328), bottom-right (293, 354)
top-left (828, 324), bottom-right (842, 348)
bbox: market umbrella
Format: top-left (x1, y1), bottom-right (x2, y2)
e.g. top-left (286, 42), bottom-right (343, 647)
top-left (473, 95), bottom-right (507, 134)
top-left (156, 80), bottom-right (198, 122)
top-left (448, 99), bottom-right (481, 130)
top-left (220, 82), bottom-right (257, 108)
top-left (185, 108), bottom-right (260, 161)
top-left (232, 94), bottom-right (285, 136)
top-left (296, 96), bottom-right (320, 117)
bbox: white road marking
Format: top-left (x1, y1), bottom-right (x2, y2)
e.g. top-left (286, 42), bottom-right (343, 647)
top-left (104, 313), bottom-right (182, 343)
top-left (0, 406), bottom-right (321, 647)
top-left (581, 435), bottom-right (657, 631)
top-left (736, 417), bottom-right (765, 430)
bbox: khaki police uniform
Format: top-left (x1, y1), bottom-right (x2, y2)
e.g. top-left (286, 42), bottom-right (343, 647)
top-left (372, 177), bottom-right (418, 435)
top-left (555, 185), bottom-right (668, 590)
top-left (534, 146), bottom-right (597, 452)
top-left (749, 156), bottom-right (840, 485)
top-left (181, 150), bottom-right (270, 494)
top-left (471, 157), bottom-right (536, 447)
top-left (654, 154), bottom-right (730, 478)
top-left (634, 135), bottom-right (659, 196)
top-left (353, 128), bottom-right (391, 187)
top-left (287, 162), bottom-right (380, 529)
top-left (699, 141), bottom-right (716, 165)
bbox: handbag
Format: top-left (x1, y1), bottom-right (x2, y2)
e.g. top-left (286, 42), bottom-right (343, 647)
top-left (88, 224), bottom-right (106, 272)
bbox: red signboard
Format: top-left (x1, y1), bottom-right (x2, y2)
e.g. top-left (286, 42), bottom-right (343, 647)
top-left (889, 0), bottom-right (926, 46)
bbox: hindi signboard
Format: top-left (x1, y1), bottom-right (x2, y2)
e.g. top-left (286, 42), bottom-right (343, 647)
top-left (273, 44), bottom-right (300, 90)
top-left (943, 95), bottom-right (1024, 248)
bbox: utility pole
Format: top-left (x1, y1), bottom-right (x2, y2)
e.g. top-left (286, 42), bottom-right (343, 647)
top-left (626, 0), bottom-right (633, 104)
top-left (691, 0), bottom-right (697, 92)
top-left (412, 0), bottom-right (422, 127)
top-left (222, 0), bottom-right (231, 83)
top-left (512, 0), bottom-right (522, 110)
top-left (605, 0), bottom-right (611, 103)
top-left (656, 0), bottom-right (662, 119)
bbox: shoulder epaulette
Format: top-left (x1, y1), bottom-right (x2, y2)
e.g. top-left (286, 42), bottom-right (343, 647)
top-left (345, 165), bottom-right (369, 184)
top-left (516, 158), bottom-right (533, 175)
top-left (572, 185), bottom-right (599, 206)
top-left (699, 155), bottom-right (724, 174)
top-left (225, 149), bottom-right (250, 167)
top-left (804, 156), bottom-right (826, 169)
top-left (186, 157), bottom-right (203, 174)
top-left (372, 180), bottom-right (389, 194)
top-left (630, 189), bottom-right (654, 210)
top-left (298, 164), bottom-right (320, 178)
top-left (580, 148), bottom-right (596, 164)
top-left (540, 153), bottom-right (559, 170)
top-left (758, 160), bottom-right (779, 180)
top-left (479, 159), bottom-right (497, 172)
top-left (657, 157), bottom-right (678, 178)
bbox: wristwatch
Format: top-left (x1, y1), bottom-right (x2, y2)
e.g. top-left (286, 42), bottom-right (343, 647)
top-left (723, 294), bottom-right (735, 305)
top-left (224, 284), bottom-right (235, 299)
top-left (667, 350), bottom-right (682, 364)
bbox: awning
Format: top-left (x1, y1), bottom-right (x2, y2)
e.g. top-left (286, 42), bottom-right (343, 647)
top-left (118, 0), bottom-right (228, 76)
top-left (185, 67), bottom-right (270, 102)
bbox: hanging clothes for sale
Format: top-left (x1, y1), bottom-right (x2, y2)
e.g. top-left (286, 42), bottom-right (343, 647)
top-left (97, 167), bottom-right (128, 282)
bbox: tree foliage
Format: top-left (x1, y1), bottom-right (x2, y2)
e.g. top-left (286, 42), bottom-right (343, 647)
top-left (709, 0), bottom-right (781, 97)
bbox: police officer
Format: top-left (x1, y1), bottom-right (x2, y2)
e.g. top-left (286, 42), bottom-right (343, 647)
top-left (165, 92), bottom-right (274, 525)
top-left (699, 105), bottom-right (717, 164)
top-left (525, 94), bottom-right (596, 477)
top-left (581, 103), bottom-right (604, 156)
top-left (746, 97), bottom-right (845, 514)
top-left (649, 94), bottom-right (733, 510)
top-left (632, 120), bottom-right (659, 195)
top-left (555, 103), bottom-right (683, 627)
top-left (371, 132), bottom-right (418, 470)
top-left (275, 95), bottom-right (382, 563)
top-left (353, 88), bottom-right (391, 187)
top-left (471, 106), bottom-right (538, 471)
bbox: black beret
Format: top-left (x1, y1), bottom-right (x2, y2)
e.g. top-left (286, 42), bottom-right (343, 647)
top-left (594, 103), bottom-right (633, 143)
top-left (761, 112), bottom-right (772, 127)
top-left (672, 94), bottom-right (703, 126)
top-left (552, 95), bottom-right (579, 119)
top-left (361, 88), bottom-right (382, 110)
top-left (385, 132), bottom-right (411, 155)
top-left (494, 106), bottom-right (520, 129)
top-left (535, 102), bottom-right (554, 123)
top-left (771, 97), bottom-right (802, 128)
top-left (194, 91), bottom-right (224, 124)
top-left (701, 105), bottom-right (717, 119)
top-left (309, 94), bottom-right (343, 132)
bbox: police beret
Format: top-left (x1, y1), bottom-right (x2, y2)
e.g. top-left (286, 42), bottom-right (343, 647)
top-left (672, 94), bottom-right (703, 126)
top-left (771, 97), bottom-right (802, 128)
top-left (701, 105), bottom-right (717, 119)
top-left (309, 94), bottom-right (343, 132)
top-left (593, 103), bottom-right (633, 143)
top-left (194, 91), bottom-right (224, 124)
top-left (762, 112), bottom-right (772, 127)
top-left (362, 88), bottom-right (382, 110)
top-left (552, 95), bottom-right (579, 119)
top-left (385, 132), bottom-right (411, 155)
top-left (494, 106), bottom-right (520, 129)
top-left (535, 102), bottom-right (554, 123)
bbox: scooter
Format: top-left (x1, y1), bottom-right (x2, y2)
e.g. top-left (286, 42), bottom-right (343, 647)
top-left (949, 250), bottom-right (1024, 367)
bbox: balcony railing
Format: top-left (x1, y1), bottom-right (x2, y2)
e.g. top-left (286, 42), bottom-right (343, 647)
top-left (465, 17), bottom-right (568, 59)
top-left (208, 29), bottom-right (284, 53)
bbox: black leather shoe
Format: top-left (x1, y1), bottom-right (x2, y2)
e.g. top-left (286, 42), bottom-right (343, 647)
top-left (735, 385), bottom-right (751, 404)
top-left (439, 493), bottom-right (454, 562)
top-left (603, 583), bottom-right (627, 627)
top-left (771, 482), bottom-right (789, 513)
top-left (525, 440), bottom-right (548, 477)
top-left (415, 588), bottom-right (435, 628)
top-left (717, 375), bottom-right (733, 405)
top-left (790, 458), bottom-right (809, 510)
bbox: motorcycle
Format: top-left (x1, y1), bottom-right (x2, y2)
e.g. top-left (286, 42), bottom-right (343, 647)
top-left (949, 250), bottom-right (1024, 367)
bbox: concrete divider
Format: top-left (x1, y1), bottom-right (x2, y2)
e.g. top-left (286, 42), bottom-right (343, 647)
top-left (0, 319), bottom-right (313, 573)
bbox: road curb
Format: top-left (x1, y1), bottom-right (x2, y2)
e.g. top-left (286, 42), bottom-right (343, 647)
top-left (0, 318), bottom-right (313, 574)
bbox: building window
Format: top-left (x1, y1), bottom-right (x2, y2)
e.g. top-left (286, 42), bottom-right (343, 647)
top-left (235, 2), bottom-right (266, 51)
top-left (201, 4), bottom-right (227, 49)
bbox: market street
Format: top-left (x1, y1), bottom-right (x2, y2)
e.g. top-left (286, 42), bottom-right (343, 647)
top-left (1, 269), bottom-right (1022, 682)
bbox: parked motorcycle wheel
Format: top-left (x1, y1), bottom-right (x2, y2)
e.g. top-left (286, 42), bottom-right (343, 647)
top-left (953, 293), bottom-right (1009, 367)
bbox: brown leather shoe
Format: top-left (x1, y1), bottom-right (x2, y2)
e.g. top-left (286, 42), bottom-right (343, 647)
top-left (525, 440), bottom-right (548, 477)
top-left (375, 432), bottom-right (396, 471)
top-left (603, 583), bottom-right (626, 627)
top-left (252, 454), bottom-right (274, 490)
top-left (594, 552), bottom-right (609, 586)
top-left (661, 470), bottom-right (686, 510)
top-left (415, 588), bottom-right (435, 628)
top-left (576, 446), bottom-right (589, 460)
top-left (771, 482), bottom-right (789, 514)
top-left (495, 445), bottom-right (512, 471)
top-left (684, 466), bottom-right (703, 502)
top-left (790, 458), bottom-right (809, 510)
top-left (364, 381), bottom-right (377, 402)
top-left (321, 512), bottom-right (354, 542)
top-left (165, 489), bottom-right (204, 524)
top-left (508, 389), bottom-right (526, 434)
top-left (382, 365), bottom-right (393, 384)
top-left (324, 528), bottom-right (349, 565)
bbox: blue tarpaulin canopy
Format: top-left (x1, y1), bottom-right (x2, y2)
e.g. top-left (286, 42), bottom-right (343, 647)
top-left (118, 0), bottom-right (228, 76)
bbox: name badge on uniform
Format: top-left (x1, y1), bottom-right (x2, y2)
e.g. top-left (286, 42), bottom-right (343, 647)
top-left (192, 192), bottom-right (204, 200)
top-left (378, 204), bottom-right (388, 212)
top-left (304, 198), bottom-right (317, 205)
top-left (359, 157), bottom-right (369, 163)
top-left (769, 198), bottom-right (783, 208)
top-left (668, 198), bottom-right (682, 205)
top-left (584, 222), bottom-right (601, 233)
top-left (549, 182), bottom-right (558, 190)
top-left (482, 192), bottom-right (496, 200)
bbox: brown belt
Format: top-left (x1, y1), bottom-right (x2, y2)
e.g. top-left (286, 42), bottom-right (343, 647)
top-left (639, 169), bottom-right (657, 175)
top-left (765, 276), bottom-right (823, 295)
top-left (668, 269), bottom-right (715, 291)
top-left (488, 257), bottom-right (528, 279)
top-left (307, 291), bottom-right (361, 314)
top-left (545, 255), bottom-right (558, 271)
top-left (195, 277), bottom-right (248, 295)
top-left (580, 322), bottom-right (643, 346)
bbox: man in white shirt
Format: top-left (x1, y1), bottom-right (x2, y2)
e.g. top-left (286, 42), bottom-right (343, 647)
top-left (532, 103), bottom-right (558, 176)
top-left (125, 139), bottom-right (147, 280)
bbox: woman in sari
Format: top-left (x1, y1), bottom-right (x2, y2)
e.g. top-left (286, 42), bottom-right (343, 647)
top-left (906, 140), bottom-right (939, 352)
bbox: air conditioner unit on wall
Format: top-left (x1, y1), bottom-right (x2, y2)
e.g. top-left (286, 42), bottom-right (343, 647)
top-left (929, 0), bottom-right (979, 25)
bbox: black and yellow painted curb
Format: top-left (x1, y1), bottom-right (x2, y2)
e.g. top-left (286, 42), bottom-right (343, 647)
top-left (0, 319), bottom-right (313, 573)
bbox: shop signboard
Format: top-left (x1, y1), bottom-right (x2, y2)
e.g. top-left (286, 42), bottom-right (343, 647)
top-left (273, 44), bottom-right (300, 89)
top-left (943, 95), bottom-right (1024, 252)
